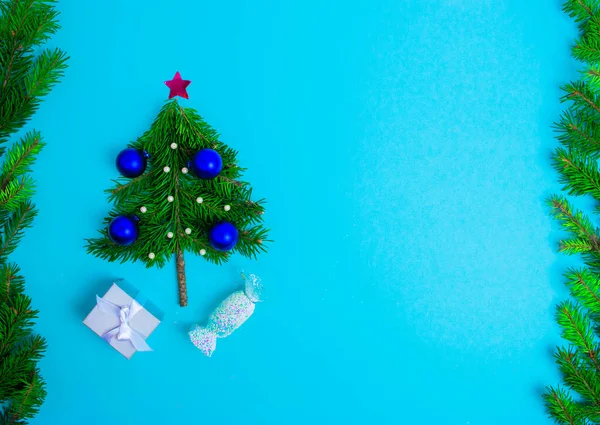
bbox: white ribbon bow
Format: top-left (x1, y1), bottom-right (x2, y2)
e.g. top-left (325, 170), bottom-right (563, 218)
top-left (96, 296), bottom-right (152, 352)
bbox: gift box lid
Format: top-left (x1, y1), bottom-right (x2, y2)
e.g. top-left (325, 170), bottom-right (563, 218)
top-left (112, 278), bottom-right (164, 321)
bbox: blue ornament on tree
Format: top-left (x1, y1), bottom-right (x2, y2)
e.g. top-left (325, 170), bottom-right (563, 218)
top-left (190, 148), bottom-right (223, 179)
top-left (108, 215), bottom-right (139, 246)
top-left (208, 222), bottom-right (239, 252)
top-left (116, 148), bottom-right (149, 178)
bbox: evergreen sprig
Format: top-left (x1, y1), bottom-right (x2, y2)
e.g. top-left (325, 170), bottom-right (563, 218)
top-left (545, 2), bottom-right (600, 423)
top-left (555, 109), bottom-right (600, 159)
top-left (86, 99), bottom-right (269, 306)
top-left (0, 1), bottom-right (67, 423)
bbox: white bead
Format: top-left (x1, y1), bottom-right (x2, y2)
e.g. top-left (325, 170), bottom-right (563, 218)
top-left (170, 143), bottom-right (178, 149)
top-left (163, 166), bottom-right (170, 173)
top-left (200, 249), bottom-right (206, 256)
top-left (148, 252), bottom-right (155, 260)
top-left (185, 228), bottom-right (192, 235)
top-left (140, 206), bottom-right (147, 213)
top-left (224, 204), bottom-right (231, 212)
top-left (196, 197), bottom-right (203, 204)
top-left (167, 232), bottom-right (174, 239)
top-left (181, 167), bottom-right (188, 174)
top-left (167, 195), bottom-right (174, 202)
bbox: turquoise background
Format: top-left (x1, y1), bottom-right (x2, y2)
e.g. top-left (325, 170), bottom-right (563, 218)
top-left (11, 0), bottom-right (578, 424)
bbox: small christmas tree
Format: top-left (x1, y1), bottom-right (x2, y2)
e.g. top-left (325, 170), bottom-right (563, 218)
top-left (0, 0), bottom-right (68, 423)
top-left (86, 74), bottom-right (268, 307)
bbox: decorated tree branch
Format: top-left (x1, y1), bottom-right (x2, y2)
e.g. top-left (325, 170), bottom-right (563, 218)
top-left (544, 1), bottom-right (600, 423)
top-left (0, 0), bottom-right (67, 423)
top-left (86, 74), bottom-right (269, 307)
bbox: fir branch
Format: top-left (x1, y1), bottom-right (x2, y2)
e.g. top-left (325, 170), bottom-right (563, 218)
top-left (553, 149), bottom-right (600, 200)
top-left (564, 0), bottom-right (600, 24)
top-left (555, 347), bottom-right (600, 414)
top-left (12, 368), bottom-right (46, 423)
top-left (562, 81), bottom-right (600, 116)
top-left (24, 47), bottom-right (68, 99)
top-left (0, 176), bottom-right (34, 213)
top-left (574, 24), bottom-right (600, 64)
top-left (565, 269), bottom-right (600, 318)
top-left (6, 365), bottom-right (45, 424)
top-left (557, 301), bottom-right (600, 371)
top-left (544, 386), bottom-right (585, 425)
top-left (0, 47), bottom-right (67, 141)
top-left (0, 0), bottom-right (36, 91)
top-left (0, 263), bottom-right (23, 306)
top-left (0, 202), bottom-right (36, 264)
top-left (548, 196), bottom-right (600, 255)
top-left (175, 103), bottom-right (219, 146)
top-left (0, 0), bottom-right (68, 142)
top-left (554, 150), bottom-right (600, 199)
top-left (0, 131), bottom-right (43, 191)
top-left (583, 65), bottom-right (600, 92)
top-left (556, 109), bottom-right (600, 158)
top-left (106, 170), bottom-right (154, 204)
top-left (561, 237), bottom-right (594, 254)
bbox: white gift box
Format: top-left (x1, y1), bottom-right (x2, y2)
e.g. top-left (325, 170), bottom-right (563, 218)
top-left (83, 281), bottom-right (161, 360)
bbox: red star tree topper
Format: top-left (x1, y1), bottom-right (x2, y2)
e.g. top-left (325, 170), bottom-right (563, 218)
top-left (165, 71), bottom-right (191, 99)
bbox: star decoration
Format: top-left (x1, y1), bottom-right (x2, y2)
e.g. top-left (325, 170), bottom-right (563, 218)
top-left (165, 72), bottom-right (191, 99)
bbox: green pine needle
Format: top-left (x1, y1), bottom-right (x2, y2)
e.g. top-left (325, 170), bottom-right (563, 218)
top-left (561, 237), bottom-right (594, 254)
top-left (553, 147), bottom-right (600, 201)
top-left (556, 301), bottom-right (600, 369)
top-left (555, 347), bottom-right (600, 412)
top-left (564, 269), bottom-right (600, 318)
top-left (583, 65), bottom-right (600, 92)
top-left (1, 131), bottom-right (44, 185)
top-left (544, 385), bottom-right (586, 425)
top-left (555, 109), bottom-right (600, 159)
top-left (0, 202), bottom-right (36, 264)
top-left (563, 0), bottom-right (600, 25)
top-left (547, 196), bottom-right (600, 271)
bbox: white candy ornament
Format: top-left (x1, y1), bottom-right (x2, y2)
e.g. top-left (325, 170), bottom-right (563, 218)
top-left (189, 274), bottom-right (262, 357)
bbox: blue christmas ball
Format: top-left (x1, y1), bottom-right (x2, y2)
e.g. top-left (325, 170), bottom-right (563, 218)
top-left (116, 148), bottom-right (148, 178)
top-left (108, 215), bottom-right (139, 246)
top-left (190, 149), bottom-right (223, 179)
top-left (208, 221), bottom-right (239, 252)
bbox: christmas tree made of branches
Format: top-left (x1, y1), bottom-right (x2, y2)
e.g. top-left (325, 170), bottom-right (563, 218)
top-left (86, 76), bottom-right (268, 307)
top-left (0, 0), bottom-right (68, 423)
top-left (544, 1), bottom-right (600, 423)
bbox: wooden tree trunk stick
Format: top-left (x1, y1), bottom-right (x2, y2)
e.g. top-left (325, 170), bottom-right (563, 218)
top-left (176, 247), bottom-right (188, 307)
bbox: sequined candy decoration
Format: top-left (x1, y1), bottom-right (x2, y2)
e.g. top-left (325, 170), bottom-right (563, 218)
top-left (189, 274), bottom-right (262, 356)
